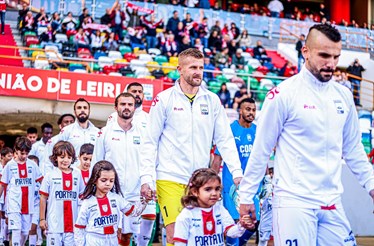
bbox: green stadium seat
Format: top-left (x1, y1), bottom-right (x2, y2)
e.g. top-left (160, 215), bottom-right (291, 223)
top-left (119, 45), bottom-right (132, 55)
top-left (167, 70), bottom-right (180, 80)
top-left (154, 55), bottom-right (168, 65)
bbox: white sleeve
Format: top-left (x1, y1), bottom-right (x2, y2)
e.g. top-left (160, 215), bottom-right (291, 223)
top-left (226, 224), bottom-right (246, 238)
top-left (0, 164), bottom-right (10, 185)
top-left (139, 95), bottom-right (166, 186)
top-left (213, 102), bottom-right (242, 179)
top-left (119, 196), bottom-right (147, 217)
top-left (92, 127), bottom-right (106, 168)
top-left (342, 93), bottom-right (374, 193)
top-left (39, 173), bottom-right (51, 196)
top-left (75, 199), bottom-right (89, 228)
top-left (220, 204), bottom-right (246, 237)
top-left (74, 227), bottom-right (86, 246)
top-left (173, 209), bottom-right (190, 244)
top-left (239, 87), bottom-right (287, 204)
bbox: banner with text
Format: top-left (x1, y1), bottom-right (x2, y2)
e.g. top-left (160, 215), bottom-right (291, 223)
top-left (0, 66), bottom-right (164, 111)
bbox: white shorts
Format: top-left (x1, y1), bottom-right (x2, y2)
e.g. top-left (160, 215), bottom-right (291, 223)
top-left (273, 206), bottom-right (356, 246)
top-left (8, 213), bottom-right (31, 233)
top-left (47, 232), bottom-right (74, 246)
top-left (31, 205), bottom-right (40, 225)
top-left (86, 232), bottom-right (118, 246)
top-left (141, 200), bottom-right (156, 219)
top-left (122, 214), bottom-right (141, 234)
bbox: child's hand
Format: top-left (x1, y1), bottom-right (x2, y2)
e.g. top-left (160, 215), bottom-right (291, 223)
top-left (40, 219), bottom-right (48, 231)
top-left (239, 215), bottom-right (252, 229)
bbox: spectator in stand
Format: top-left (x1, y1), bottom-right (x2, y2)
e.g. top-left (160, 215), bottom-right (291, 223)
top-left (175, 21), bottom-right (187, 44)
top-left (350, 20), bottom-right (357, 28)
top-left (214, 46), bottom-right (229, 69)
top-left (279, 61), bottom-right (296, 77)
top-left (166, 10), bottom-right (180, 36)
top-left (100, 8), bottom-right (112, 26)
top-left (334, 70), bottom-right (351, 90)
top-left (74, 27), bottom-right (90, 50)
top-left (347, 58), bottom-right (365, 106)
top-left (212, 1), bottom-right (221, 11)
top-left (221, 33), bottom-right (231, 50)
top-left (126, 5), bottom-right (142, 28)
top-left (203, 57), bottom-right (215, 81)
top-left (253, 40), bottom-right (272, 63)
top-left (229, 22), bottom-right (240, 40)
top-left (233, 84), bottom-right (250, 110)
top-left (208, 30), bottom-right (222, 52)
top-left (162, 33), bottom-right (178, 57)
top-left (185, 0), bottom-right (198, 8)
top-left (295, 34), bottom-right (305, 72)
top-left (141, 14), bottom-right (163, 50)
top-left (78, 8), bottom-right (93, 28)
top-left (91, 30), bottom-right (104, 53)
top-left (61, 12), bottom-right (77, 36)
top-left (104, 32), bottom-right (119, 51)
top-left (228, 39), bottom-right (239, 57)
top-left (182, 12), bottom-right (193, 30)
top-left (321, 17), bottom-right (328, 25)
top-left (21, 11), bottom-right (35, 33)
top-left (194, 37), bottom-right (204, 52)
top-left (178, 35), bottom-right (192, 53)
top-left (110, 1), bottom-right (126, 42)
top-left (231, 48), bottom-right (246, 70)
top-left (217, 83), bottom-right (232, 108)
top-left (0, 0), bottom-right (7, 35)
top-left (39, 24), bottom-right (60, 49)
top-left (197, 17), bottom-right (209, 48)
top-left (18, 3), bottom-right (29, 29)
top-left (34, 7), bottom-right (49, 28)
top-left (251, 3), bottom-right (262, 15)
top-left (304, 14), bottom-right (315, 22)
top-left (236, 29), bottom-right (251, 50)
top-left (318, 3), bottom-right (329, 21)
top-left (267, 0), bottom-right (283, 18)
top-left (50, 12), bottom-right (62, 33)
top-left (199, 0), bottom-right (210, 9)
top-left (210, 20), bottom-right (222, 36)
top-left (283, 0), bottom-right (293, 18)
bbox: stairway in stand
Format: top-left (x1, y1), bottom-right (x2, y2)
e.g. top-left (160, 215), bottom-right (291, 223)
top-left (0, 24), bottom-right (24, 67)
top-left (267, 50), bottom-right (287, 69)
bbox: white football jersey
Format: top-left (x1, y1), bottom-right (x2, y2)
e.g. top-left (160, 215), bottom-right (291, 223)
top-left (39, 168), bottom-right (85, 233)
top-left (29, 139), bottom-right (47, 165)
top-left (0, 159), bottom-right (43, 214)
top-left (75, 192), bottom-right (135, 235)
top-left (174, 204), bottom-right (235, 245)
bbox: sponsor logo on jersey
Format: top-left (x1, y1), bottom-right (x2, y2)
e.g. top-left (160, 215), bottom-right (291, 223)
top-left (15, 178), bottom-right (32, 186)
top-left (55, 190), bottom-right (77, 200)
top-left (234, 136), bottom-right (241, 141)
top-left (333, 100), bottom-right (344, 114)
top-left (151, 96), bottom-right (159, 107)
top-left (173, 107), bottom-right (184, 111)
top-left (194, 233), bottom-right (224, 246)
top-left (304, 104), bottom-right (316, 109)
top-left (200, 104), bottom-right (209, 115)
top-left (110, 200), bottom-right (117, 208)
top-left (112, 137), bottom-right (120, 141)
top-left (239, 144), bottom-right (253, 158)
top-left (93, 214), bottom-right (118, 227)
top-left (133, 136), bottom-right (140, 144)
top-left (266, 87), bottom-right (280, 100)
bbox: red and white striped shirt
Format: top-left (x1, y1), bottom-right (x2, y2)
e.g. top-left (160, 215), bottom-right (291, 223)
top-left (39, 168), bottom-right (85, 233)
top-left (0, 159), bottom-right (43, 214)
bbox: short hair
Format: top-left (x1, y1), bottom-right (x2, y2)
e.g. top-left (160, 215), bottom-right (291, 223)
top-left (0, 147), bottom-right (13, 157)
top-left (27, 127), bottom-right (37, 134)
top-left (14, 136), bottom-right (32, 152)
top-left (74, 98), bottom-right (90, 109)
top-left (79, 143), bottom-right (94, 156)
top-left (41, 123), bottom-right (53, 132)
top-left (28, 155), bottom-right (39, 165)
top-left (178, 48), bottom-right (204, 63)
top-left (114, 92), bottom-right (136, 107)
top-left (307, 24), bottom-right (341, 43)
top-left (50, 141), bottom-right (77, 167)
top-left (57, 114), bottom-right (75, 125)
top-left (127, 82), bottom-right (143, 91)
top-left (239, 98), bottom-right (256, 109)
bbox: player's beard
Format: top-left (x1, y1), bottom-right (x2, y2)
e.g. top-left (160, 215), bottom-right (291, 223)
top-left (77, 114), bottom-right (89, 123)
top-left (135, 96), bottom-right (143, 108)
top-left (243, 114), bottom-right (254, 124)
top-left (119, 109), bottom-right (134, 120)
top-left (183, 74), bottom-right (202, 87)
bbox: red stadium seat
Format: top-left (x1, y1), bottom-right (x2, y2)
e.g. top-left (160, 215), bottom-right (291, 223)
top-left (256, 65), bottom-right (269, 74)
top-left (103, 65), bottom-right (118, 75)
top-left (25, 36), bottom-right (39, 47)
top-left (124, 53), bottom-right (137, 62)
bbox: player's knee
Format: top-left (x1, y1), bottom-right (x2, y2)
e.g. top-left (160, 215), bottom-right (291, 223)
top-left (120, 233), bottom-right (132, 246)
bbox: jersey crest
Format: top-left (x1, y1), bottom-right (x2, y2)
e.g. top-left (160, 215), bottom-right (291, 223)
top-left (65, 180), bottom-right (71, 188)
top-left (102, 204), bottom-right (108, 213)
